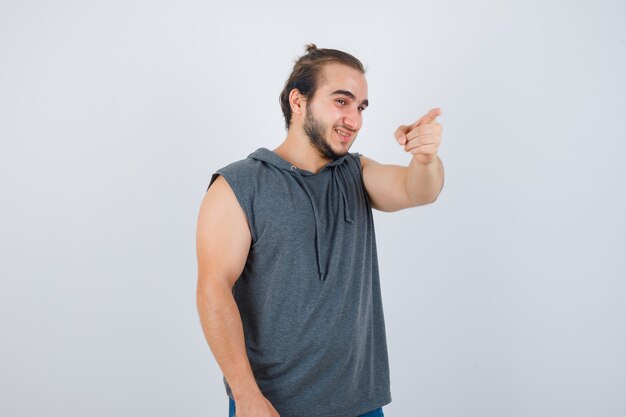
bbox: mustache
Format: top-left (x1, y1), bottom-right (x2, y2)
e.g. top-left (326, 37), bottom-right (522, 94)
top-left (334, 125), bottom-right (356, 133)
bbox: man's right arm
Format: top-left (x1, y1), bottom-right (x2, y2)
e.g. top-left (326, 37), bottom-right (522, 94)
top-left (196, 175), bottom-right (279, 416)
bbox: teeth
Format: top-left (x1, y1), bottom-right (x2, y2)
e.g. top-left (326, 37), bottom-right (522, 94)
top-left (335, 129), bottom-right (348, 137)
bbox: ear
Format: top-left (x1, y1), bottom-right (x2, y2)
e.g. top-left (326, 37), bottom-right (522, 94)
top-left (289, 88), bottom-right (307, 116)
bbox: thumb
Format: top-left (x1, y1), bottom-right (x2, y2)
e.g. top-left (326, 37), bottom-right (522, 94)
top-left (394, 124), bottom-right (410, 145)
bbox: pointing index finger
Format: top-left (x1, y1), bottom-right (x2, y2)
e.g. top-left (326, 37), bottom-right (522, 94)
top-left (412, 107), bottom-right (442, 128)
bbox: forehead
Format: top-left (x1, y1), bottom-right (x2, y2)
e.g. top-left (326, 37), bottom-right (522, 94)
top-left (318, 63), bottom-right (368, 97)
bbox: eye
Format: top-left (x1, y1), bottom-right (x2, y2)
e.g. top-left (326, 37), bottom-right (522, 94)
top-left (336, 99), bottom-right (346, 105)
top-left (358, 106), bottom-right (365, 112)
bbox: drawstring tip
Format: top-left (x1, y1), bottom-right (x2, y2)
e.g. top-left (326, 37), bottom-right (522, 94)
top-left (344, 216), bottom-right (354, 224)
top-left (319, 272), bottom-right (327, 281)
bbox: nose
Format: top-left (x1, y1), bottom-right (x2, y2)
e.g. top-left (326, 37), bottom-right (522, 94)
top-left (343, 107), bottom-right (361, 131)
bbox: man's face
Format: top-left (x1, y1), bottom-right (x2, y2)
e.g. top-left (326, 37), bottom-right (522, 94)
top-left (302, 63), bottom-right (368, 160)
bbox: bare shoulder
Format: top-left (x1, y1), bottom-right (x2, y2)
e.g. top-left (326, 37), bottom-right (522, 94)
top-left (359, 154), bottom-right (385, 176)
top-left (359, 154), bottom-right (380, 169)
top-left (196, 175), bottom-right (251, 289)
top-left (200, 175), bottom-right (241, 216)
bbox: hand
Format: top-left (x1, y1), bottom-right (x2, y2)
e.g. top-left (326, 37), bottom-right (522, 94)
top-left (235, 392), bottom-right (281, 417)
top-left (394, 107), bottom-right (443, 166)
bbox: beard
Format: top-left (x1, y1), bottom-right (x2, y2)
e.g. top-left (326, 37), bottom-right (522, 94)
top-left (303, 107), bottom-right (345, 160)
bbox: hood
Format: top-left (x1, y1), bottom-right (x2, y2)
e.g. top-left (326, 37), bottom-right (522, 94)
top-left (248, 147), bottom-right (354, 281)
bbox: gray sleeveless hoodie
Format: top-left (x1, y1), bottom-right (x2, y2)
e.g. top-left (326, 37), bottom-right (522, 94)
top-left (208, 148), bottom-right (391, 417)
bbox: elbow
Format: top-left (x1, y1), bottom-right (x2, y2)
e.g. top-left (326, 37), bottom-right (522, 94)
top-left (408, 192), bottom-right (439, 208)
top-left (196, 275), bottom-right (235, 306)
top-left (425, 191), bottom-right (441, 206)
top-left (428, 189), bottom-right (442, 204)
top-left (422, 180), bottom-right (444, 206)
top-left (196, 284), bottom-right (213, 313)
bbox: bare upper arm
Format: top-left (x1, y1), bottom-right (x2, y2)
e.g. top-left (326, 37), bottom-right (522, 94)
top-left (359, 155), bottom-right (413, 212)
top-left (196, 175), bottom-right (252, 291)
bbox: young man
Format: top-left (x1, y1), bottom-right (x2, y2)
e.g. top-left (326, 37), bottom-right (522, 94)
top-left (196, 44), bottom-right (444, 417)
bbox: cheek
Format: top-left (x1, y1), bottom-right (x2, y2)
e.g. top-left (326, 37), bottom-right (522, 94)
top-left (327, 105), bottom-right (344, 120)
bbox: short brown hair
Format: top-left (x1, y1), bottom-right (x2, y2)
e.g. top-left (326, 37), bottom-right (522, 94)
top-left (279, 44), bottom-right (365, 130)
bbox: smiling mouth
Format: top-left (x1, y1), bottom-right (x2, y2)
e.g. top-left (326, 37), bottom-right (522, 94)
top-left (334, 128), bottom-right (352, 142)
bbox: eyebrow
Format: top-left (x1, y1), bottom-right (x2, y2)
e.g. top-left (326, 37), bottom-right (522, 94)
top-left (331, 89), bottom-right (369, 108)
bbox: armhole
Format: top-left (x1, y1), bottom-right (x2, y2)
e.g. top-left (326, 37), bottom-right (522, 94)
top-left (208, 172), bottom-right (257, 244)
top-left (351, 151), bottom-right (366, 173)
top-left (349, 151), bottom-right (365, 180)
top-left (350, 152), bottom-right (374, 209)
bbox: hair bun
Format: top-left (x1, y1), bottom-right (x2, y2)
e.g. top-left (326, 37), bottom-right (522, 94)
top-left (305, 43), bottom-right (318, 53)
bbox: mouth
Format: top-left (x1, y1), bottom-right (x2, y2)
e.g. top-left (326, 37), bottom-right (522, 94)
top-left (334, 128), bottom-right (353, 143)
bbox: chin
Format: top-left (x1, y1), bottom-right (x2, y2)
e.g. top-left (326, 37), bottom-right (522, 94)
top-left (329, 142), bottom-right (350, 157)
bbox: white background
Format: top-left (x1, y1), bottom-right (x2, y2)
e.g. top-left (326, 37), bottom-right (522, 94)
top-left (1, 0), bottom-right (625, 416)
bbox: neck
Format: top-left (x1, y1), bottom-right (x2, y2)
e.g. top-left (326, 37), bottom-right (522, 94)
top-left (273, 128), bottom-right (332, 174)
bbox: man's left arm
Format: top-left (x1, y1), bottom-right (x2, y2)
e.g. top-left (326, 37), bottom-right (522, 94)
top-left (360, 108), bottom-right (444, 212)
